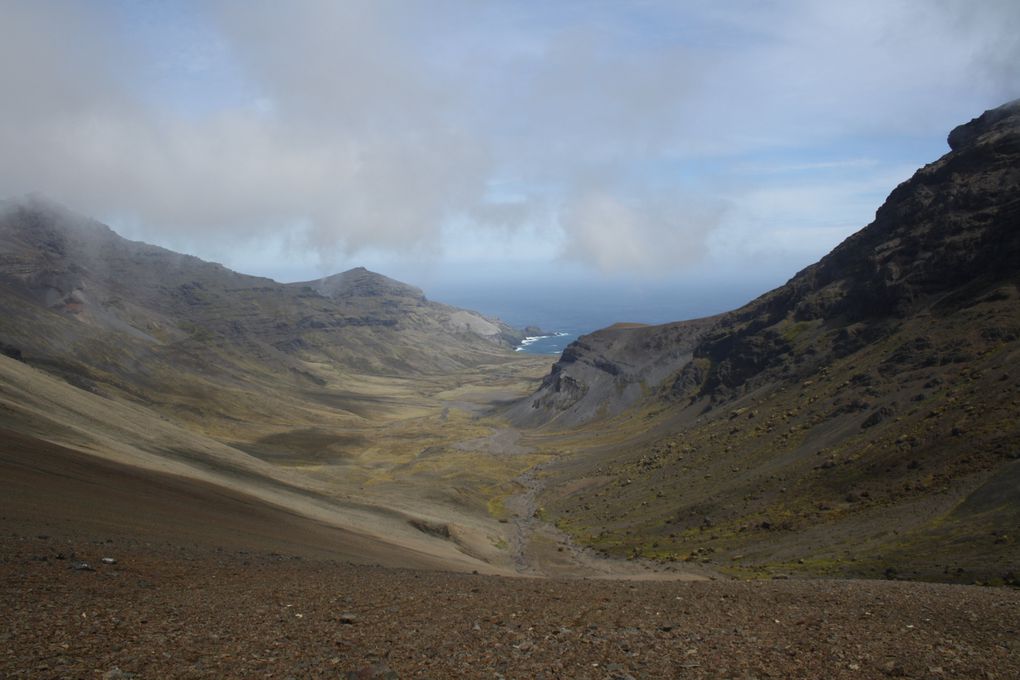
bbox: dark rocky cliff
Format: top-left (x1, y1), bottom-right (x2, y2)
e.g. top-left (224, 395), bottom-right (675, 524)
top-left (506, 318), bottom-right (718, 427)
top-left (520, 99), bottom-right (1020, 426)
top-left (528, 101), bottom-right (1020, 583)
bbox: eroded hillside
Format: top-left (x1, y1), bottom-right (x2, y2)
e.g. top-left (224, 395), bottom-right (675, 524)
top-left (0, 200), bottom-right (563, 574)
top-left (1, 102), bottom-right (1018, 587)
top-left (521, 100), bottom-right (1020, 584)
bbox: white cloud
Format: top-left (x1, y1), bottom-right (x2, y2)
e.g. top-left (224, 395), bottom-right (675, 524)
top-left (0, 0), bottom-right (1017, 280)
top-left (707, 164), bottom-right (922, 269)
top-left (559, 187), bottom-right (725, 274)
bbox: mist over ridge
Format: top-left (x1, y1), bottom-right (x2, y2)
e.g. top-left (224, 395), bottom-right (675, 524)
top-left (2, 1), bottom-right (1019, 292)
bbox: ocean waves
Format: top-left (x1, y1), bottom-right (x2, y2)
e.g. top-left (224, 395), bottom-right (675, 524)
top-left (515, 331), bottom-right (573, 355)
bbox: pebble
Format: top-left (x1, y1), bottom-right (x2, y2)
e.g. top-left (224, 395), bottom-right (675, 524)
top-left (345, 662), bottom-right (397, 679)
top-left (4, 538), bottom-right (1020, 678)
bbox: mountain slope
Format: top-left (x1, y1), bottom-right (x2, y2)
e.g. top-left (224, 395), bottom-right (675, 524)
top-left (507, 318), bottom-right (719, 428)
top-left (523, 100), bottom-right (1020, 583)
top-left (0, 197), bottom-right (524, 420)
top-left (0, 199), bottom-right (553, 573)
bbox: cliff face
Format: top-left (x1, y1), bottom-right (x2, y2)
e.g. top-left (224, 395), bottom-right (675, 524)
top-left (689, 99), bottom-right (1020, 397)
top-left (522, 99), bottom-right (1020, 425)
top-left (527, 101), bottom-right (1020, 583)
top-left (506, 318), bottom-right (718, 427)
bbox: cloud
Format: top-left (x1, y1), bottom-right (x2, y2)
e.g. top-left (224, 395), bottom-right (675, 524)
top-left (0, 0), bottom-right (1018, 280)
top-left (0, 0), bottom-right (493, 268)
top-left (707, 164), bottom-right (922, 267)
top-left (559, 184), bottom-right (725, 274)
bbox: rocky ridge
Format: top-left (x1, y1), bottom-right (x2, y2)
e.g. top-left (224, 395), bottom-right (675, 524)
top-left (522, 100), bottom-right (1020, 583)
top-left (507, 318), bottom-right (719, 428)
top-left (0, 196), bottom-right (524, 404)
top-left (523, 99), bottom-right (1020, 426)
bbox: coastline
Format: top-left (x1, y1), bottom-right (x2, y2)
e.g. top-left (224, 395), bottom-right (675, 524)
top-left (515, 331), bottom-right (573, 355)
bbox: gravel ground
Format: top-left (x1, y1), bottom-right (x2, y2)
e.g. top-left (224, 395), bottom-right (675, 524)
top-left (3, 531), bottom-right (1018, 679)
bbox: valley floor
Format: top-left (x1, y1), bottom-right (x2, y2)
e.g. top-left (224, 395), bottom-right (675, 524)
top-left (6, 381), bottom-right (1017, 679)
top-left (3, 338), bottom-right (1019, 678)
top-left (0, 351), bottom-right (710, 581)
top-left (3, 523), bottom-right (1018, 679)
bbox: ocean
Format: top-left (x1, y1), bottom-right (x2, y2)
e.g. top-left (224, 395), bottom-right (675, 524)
top-left (515, 331), bottom-right (575, 355)
top-left (429, 277), bottom-right (775, 356)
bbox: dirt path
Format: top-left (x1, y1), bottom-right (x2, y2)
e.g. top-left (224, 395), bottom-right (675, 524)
top-left (503, 465), bottom-right (543, 573)
top-left (452, 427), bottom-right (531, 456)
top-left (502, 459), bottom-right (709, 580)
top-left (441, 418), bottom-right (708, 579)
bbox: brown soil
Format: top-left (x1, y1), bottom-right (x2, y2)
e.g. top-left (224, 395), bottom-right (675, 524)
top-left (0, 429), bottom-right (463, 570)
top-left (3, 433), bottom-right (1019, 679)
top-left (4, 531), bottom-right (1019, 679)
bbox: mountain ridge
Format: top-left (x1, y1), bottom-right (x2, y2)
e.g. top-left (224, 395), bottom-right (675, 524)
top-left (521, 98), bottom-right (1020, 427)
top-left (1, 101), bottom-right (1018, 586)
top-left (0, 195), bottom-right (556, 576)
top-left (518, 99), bottom-right (1020, 583)
top-left (0, 195), bottom-right (526, 387)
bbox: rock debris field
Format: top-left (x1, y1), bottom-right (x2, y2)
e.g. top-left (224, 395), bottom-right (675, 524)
top-left (2, 531), bottom-right (1018, 679)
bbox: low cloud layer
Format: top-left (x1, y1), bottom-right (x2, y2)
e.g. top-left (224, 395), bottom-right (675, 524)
top-left (1, 1), bottom-right (1018, 279)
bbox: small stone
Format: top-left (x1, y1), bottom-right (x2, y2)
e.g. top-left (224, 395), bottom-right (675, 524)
top-left (345, 662), bottom-right (397, 679)
top-left (101, 557), bottom-right (117, 565)
top-left (103, 668), bottom-right (134, 679)
top-left (605, 664), bottom-right (635, 680)
top-left (882, 661), bottom-right (906, 677)
top-left (339, 613), bottom-right (357, 624)
top-left (71, 561), bottom-right (94, 572)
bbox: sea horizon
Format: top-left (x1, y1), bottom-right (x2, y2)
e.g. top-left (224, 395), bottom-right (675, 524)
top-left (427, 277), bottom-right (781, 356)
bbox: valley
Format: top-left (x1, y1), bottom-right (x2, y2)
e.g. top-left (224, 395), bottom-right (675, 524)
top-left (2, 100), bottom-right (1020, 678)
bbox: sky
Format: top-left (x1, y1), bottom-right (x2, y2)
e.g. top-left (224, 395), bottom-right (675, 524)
top-left (1, 1), bottom-right (1018, 319)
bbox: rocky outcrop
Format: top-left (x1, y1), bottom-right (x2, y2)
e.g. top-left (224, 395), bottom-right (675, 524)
top-left (519, 99), bottom-right (1020, 426)
top-left (507, 316), bottom-right (718, 427)
top-left (532, 102), bottom-right (1020, 581)
top-left (291, 267), bottom-right (522, 350)
top-left (682, 99), bottom-right (1020, 397)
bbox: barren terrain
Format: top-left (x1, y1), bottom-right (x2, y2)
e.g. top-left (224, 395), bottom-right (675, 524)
top-left (3, 522), bottom-right (1018, 679)
top-left (3, 102), bottom-right (1020, 677)
top-left (3, 362), bottom-right (1018, 679)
